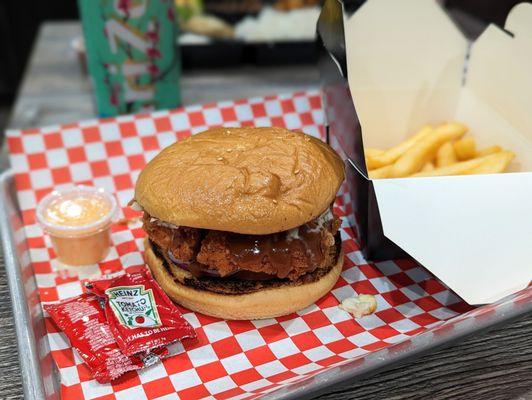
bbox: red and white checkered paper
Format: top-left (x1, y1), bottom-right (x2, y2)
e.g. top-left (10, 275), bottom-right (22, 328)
top-left (6, 90), bottom-right (531, 400)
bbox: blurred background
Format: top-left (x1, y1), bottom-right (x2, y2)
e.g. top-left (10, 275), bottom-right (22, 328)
top-left (0, 0), bottom-right (523, 132)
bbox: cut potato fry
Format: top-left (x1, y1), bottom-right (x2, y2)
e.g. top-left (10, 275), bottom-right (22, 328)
top-left (477, 145), bottom-right (502, 157)
top-left (368, 164), bottom-right (392, 179)
top-left (365, 125), bottom-right (433, 170)
top-left (454, 137), bottom-right (476, 160)
top-left (388, 122), bottom-right (467, 178)
top-left (365, 148), bottom-right (385, 158)
top-left (469, 151), bottom-right (515, 174)
top-left (421, 161), bottom-right (435, 172)
top-left (436, 141), bottom-right (457, 167)
top-left (412, 151), bottom-right (515, 177)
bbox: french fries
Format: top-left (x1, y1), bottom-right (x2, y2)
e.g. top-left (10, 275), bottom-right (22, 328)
top-left (368, 164), bottom-right (392, 179)
top-left (413, 151), bottom-right (515, 177)
top-left (388, 123), bottom-right (467, 178)
top-left (468, 151), bottom-right (515, 175)
top-left (364, 122), bottom-right (516, 179)
top-left (365, 148), bottom-right (385, 157)
top-left (421, 162), bottom-right (435, 172)
top-left (454, 137), bottom-right (477, 160)
top-left (477, 145), bottom-right (502, 157)
top-left (436, 142), bottom-right (457, 167)
top-left (365, 126), bottom-right (432, 170)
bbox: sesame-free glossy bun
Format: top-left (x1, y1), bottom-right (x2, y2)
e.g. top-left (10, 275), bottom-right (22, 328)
top-left (135, 127), bottom-right (344, 234)
top-left (144, 239), bottom-right (343, 320)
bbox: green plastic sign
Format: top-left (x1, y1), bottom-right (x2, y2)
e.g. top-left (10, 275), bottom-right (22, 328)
top-left (78, 0), bottom-right (181, 116)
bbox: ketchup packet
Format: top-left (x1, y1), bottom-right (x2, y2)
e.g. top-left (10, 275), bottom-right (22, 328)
top-left (87, 270), bottom-right (195, 356)
top-left (44, 294), bottom-right (168, 383)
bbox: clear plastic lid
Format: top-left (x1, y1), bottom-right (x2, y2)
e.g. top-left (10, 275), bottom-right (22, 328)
top-left (36, 186), bottom-right (118, 238)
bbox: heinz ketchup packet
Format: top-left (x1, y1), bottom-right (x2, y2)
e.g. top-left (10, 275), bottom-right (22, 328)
top-left (87, 270), bottom-right (196, 356)
top-left (44, 294), bottom-right (169, 383)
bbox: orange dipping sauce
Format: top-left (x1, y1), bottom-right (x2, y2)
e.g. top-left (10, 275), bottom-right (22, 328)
top-left (36, 186), bottom-right (117, 266)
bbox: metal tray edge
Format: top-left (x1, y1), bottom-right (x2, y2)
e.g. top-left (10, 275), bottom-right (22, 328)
top-left (0, 169), bottom-right (48, 400)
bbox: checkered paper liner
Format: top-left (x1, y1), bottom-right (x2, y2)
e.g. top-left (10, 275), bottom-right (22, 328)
top-left (6, 90), bottom-right (532, 400)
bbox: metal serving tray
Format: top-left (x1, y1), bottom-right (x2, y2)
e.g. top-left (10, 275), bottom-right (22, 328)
top-left (1, 168), bottom-right (531, 400)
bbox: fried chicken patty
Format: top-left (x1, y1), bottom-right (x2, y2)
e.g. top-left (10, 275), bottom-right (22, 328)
top-left (143, 208), bottom-right (341, 281)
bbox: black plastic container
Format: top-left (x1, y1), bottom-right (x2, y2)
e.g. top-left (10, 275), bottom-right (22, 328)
top-left (181, 40), bottom-right (318, 69)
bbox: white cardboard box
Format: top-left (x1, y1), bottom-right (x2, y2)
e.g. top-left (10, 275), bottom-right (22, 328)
top-left (320, 0), bottom-right (532, 304)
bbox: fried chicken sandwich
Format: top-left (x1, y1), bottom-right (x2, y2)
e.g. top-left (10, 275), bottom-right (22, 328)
top-left (133, 127), bottom-right (345, 320)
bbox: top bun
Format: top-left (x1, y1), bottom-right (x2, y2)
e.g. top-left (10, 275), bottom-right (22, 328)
top-left (134, 127), bottom-right (344, 234)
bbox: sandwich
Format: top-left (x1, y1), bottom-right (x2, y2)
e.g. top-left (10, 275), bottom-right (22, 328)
top-left (133, 126), bottom-right (345, 320)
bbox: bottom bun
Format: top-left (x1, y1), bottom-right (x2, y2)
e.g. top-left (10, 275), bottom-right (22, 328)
top-left (144, 238), bottom-right (343, 320)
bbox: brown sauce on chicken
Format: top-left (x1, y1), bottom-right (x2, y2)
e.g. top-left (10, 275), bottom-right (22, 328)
top-left (143, 208), bottom-right (340, 281)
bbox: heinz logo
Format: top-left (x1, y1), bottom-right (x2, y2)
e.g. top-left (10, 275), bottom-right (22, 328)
top-left (111, 288), bottom-right (141, 297)
top-left (106, 285), bottom-right (161, 329)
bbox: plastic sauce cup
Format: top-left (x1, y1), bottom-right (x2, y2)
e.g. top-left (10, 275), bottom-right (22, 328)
top-left (36, 186), bottom-right (118, 266)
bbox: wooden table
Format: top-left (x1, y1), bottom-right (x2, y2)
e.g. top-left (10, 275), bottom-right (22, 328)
top-left (1, 21), bottom-right (531, 400)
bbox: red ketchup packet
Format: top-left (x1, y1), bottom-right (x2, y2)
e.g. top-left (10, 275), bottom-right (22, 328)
top-left (87, 270), bottom-right (196, 356)
top-left (44, 294), bottom-right (169, 383)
